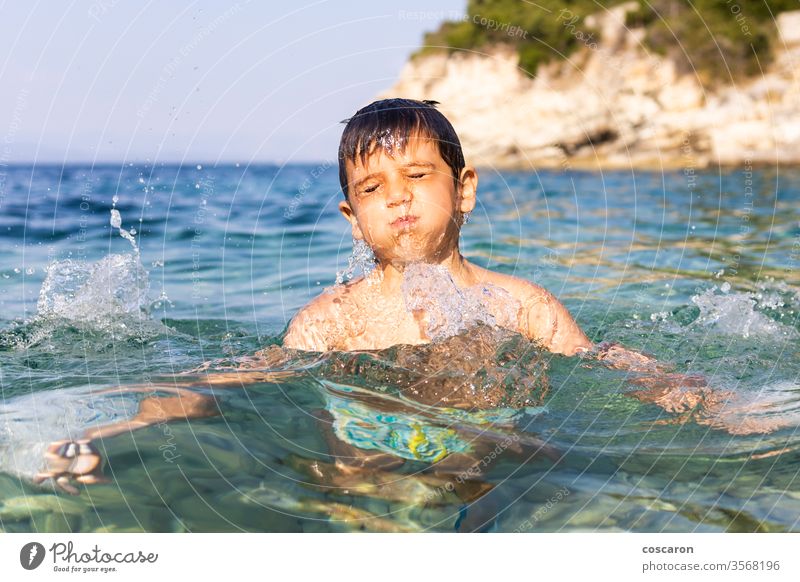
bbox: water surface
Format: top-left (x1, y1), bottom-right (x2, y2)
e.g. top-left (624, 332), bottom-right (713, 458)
top-left (0, 163), bottom-right (798, 532)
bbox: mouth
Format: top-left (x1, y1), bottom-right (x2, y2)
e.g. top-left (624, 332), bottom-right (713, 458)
top-left (391, 215), bottom-right (418, 229)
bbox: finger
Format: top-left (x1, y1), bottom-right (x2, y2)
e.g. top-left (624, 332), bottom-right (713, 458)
top-left (33, 472), bottom-right (51, 484)
top-left (70, 452), bottom-right (101, 475)
top-left (76, 473), bottom-right (109, 485)
top-left (45, 440), bottom-right (71, 454)
top-left (54, 441), bottom-right (79, 459)
top-left (56, 476), bottom-right (80, 495)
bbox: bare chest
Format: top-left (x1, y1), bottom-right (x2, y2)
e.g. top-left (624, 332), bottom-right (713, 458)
top-left (328, 284), bottom-right (524, 351)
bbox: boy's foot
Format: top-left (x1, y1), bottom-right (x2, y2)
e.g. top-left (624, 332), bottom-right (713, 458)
top-left (33, 439), bottom-right (107, 495)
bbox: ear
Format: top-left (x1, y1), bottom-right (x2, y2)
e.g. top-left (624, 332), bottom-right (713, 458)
top-left (457, 166), bottom-right (478, 214)
top-left (338, 199), bottom-right (364, 240)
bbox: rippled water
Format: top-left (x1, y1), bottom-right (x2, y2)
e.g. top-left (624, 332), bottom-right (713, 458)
top-left (1, 163), bottom-right (799, 532)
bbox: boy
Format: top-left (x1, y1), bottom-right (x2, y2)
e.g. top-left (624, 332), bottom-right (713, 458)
top-left (274, 99), bottom-right (777, 438)
top-left (283, 98), bottom-right (595, 356)
top-left (32, 99), bottom-right (776, 497)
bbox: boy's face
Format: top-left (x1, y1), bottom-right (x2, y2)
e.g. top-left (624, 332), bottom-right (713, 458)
top-left (338, 134), bottom-right (477, 267)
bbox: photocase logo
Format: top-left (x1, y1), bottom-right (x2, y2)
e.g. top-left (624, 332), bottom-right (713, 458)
top-left (20, 542), bottom-right (46, 570)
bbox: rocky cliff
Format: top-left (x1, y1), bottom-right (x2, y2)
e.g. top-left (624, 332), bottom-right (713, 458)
top-left (379, 3), bottom-right (800, 169)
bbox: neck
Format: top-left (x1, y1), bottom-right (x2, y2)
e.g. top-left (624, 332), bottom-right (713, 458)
top-left (371, 247), bottom-right (476, 295)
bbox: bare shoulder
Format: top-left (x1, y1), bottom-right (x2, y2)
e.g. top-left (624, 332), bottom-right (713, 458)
top-left (468, 263), bottom-right (592, 356)
top-left (282, 284), bottom-right (350, 352)
top-left (468, 262), bottom-right (550, 305)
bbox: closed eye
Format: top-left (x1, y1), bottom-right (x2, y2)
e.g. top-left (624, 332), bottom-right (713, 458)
top-left (408, 173), bottom-right (427, 179)
top-left (362, 184), bottom-right (379, 194)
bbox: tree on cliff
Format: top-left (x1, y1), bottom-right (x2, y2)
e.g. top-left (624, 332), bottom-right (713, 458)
top-left (418, 0), bottom-right (799, 85)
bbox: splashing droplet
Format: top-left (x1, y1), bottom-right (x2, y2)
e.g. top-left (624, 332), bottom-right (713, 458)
top-left (110, 206), bottom-right (138, 253)
top-left (400, 263), bottom-right (505, 342)
top-left (336, 239), bottom-right (375, 285)
top-left (110, 209), bottom-right (122, 229)
top-left (690, 285), bottom-right (797, 338)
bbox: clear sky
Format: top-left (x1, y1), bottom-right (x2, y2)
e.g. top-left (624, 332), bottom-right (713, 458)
top-left (0, 0), bottom-right (465, 164)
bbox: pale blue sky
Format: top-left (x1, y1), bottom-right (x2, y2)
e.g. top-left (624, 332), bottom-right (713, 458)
top-left (0, 0), bottom-right (464, 164)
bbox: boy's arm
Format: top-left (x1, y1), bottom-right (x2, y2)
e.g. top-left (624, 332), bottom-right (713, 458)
top-left (519, 283), bottom-right (666, 367)
top-left (589, 344), bottom-right (785, 435)
top-left (522, 286), bottom-right (593, 356)
top-left (34, 385), bottom-right (218, 494)
top-left (517, 285), bottom-right (776, 434)
top-left (35, 348), bottom-right (304, 494)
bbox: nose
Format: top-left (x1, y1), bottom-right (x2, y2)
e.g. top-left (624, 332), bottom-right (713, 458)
top-left (385, 178), bottom-right (412, 207)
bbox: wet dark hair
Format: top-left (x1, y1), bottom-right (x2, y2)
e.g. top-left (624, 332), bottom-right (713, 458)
top-left (338, 98), bottom-right (465, 200)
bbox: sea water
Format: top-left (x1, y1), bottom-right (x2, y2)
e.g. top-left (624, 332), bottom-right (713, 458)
top-left (0, 163), bottom-right (798, 532)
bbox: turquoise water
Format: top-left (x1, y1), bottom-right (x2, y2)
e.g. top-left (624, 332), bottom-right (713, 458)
top-left (1, 163), bottom-right (799, 532)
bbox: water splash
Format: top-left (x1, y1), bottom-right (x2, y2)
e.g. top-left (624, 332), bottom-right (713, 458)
top-left (689, 283), bottom-right (798, 339)
top-left (1, 203), bottom-right (162, 349)
top-left (318, 324), bottom-right (550, 410)
top-left (33, 202), bottom-right (152, 331)
top-left (335, 238), bottom-right (376, 285)
top-left (111, 195), bottom-right (138, 252)
top-left (400, 263), bottom-right (520, 342)
top-left (36, 253), bottom-right (150, 328)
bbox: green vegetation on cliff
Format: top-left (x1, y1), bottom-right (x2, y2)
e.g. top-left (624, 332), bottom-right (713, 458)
top-left (417, 0), bottom-right (797, 83)
top-left (626, 0), bottom-right (796, 80)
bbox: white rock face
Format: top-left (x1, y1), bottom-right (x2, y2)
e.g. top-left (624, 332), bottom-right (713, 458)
top-left (778, 11), bottom-right (800, 47)
top-left (378, 6), bottom-right (800, 169)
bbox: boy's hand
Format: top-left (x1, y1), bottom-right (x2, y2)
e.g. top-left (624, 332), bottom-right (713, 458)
top-left (626, 373), bottom-right (716, 413)
top-left (626, 371), bottom-right (791, 435)
top-left (33, 439), bottom-right (108, 495)
top-left (593, 342), bottom-right (670, 373)
top-left (590, 343), bottom-right (791, 435)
